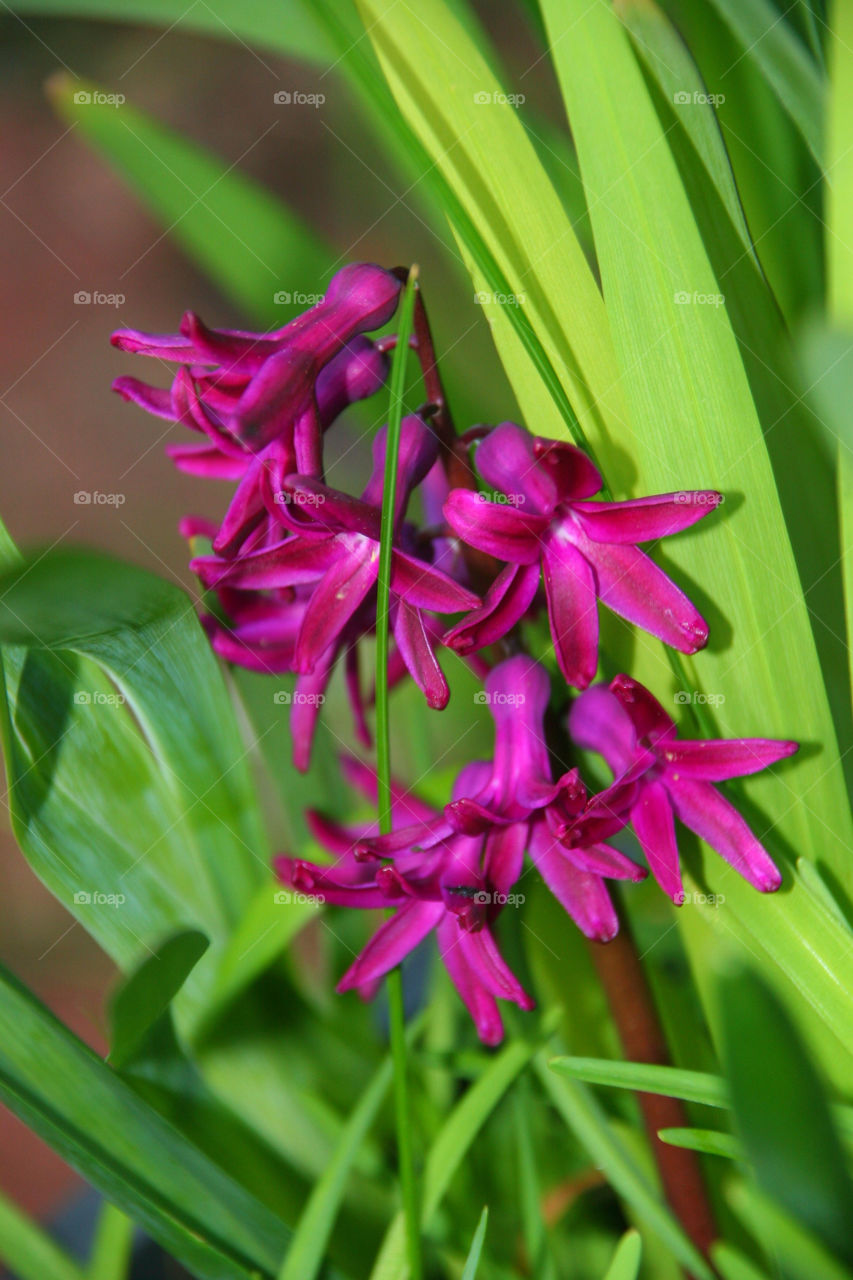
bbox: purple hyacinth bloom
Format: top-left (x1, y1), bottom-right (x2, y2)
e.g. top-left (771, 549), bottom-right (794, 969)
top-left (112, 263), bottom-right (400, 474)
top-left (568, 675), bottom-right (798, 902)
top-left (444, 423), bottom-right (721, 687)
top-left (191, 414), bottom-right (479, 732)
top-left (356, 656), bottom-right (645, 941)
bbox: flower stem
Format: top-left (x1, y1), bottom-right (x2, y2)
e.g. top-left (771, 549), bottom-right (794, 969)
top-left (586, 903), bottom-right (718, 1266)
top-left (376, 265), bottom-right (422, 1280)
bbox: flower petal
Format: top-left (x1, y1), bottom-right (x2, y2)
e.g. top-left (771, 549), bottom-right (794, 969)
top-left (528, 822), bottom-right (619, 940)
top-left (337, 900), bottom-right (443, 992)
top-left (484, 822), bottom-right (528, 897)
top-left (443, 489), bottom-right (547, 564)
top-left (191, 536), bottom-right (338, 591)
top-left (661, 737), bottom-right (798, 781)
top-left (391, 600), bottom-right (449, 709)
top-left (444, 562), bottom-right (540, 654)
top-left (571, 491), bottom-right (721, 544)
top-left (295, 538), bottom-right (379, 671)
top-left (542, 531), bottom-right (599, 688)
top-left (166, 442), bottom-right (247, 480)
top-left (567, 684), bottom-right (640, 778)
top-left (532, 437), bottom-right (602, 500)
top-left (390, 549), bottom-right (480, 612)
top-left (629, 780), bottom-right (685, 903)
top-left (667, 777), bottom-right (782, 892)
top-left (609, 674), bottom-right (677, 742)
top-left (291, 646), bottom-right (336, 772)
top-left (275, 858), bottom-right (388, 908)
top-left (474, 422), bottom-right (557, 513)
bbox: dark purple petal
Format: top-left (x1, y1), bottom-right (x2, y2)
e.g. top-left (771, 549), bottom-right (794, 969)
top-left (278, 475), bottom-right (381, 539)
top-left (532, 437), bottom-right (602, 500)
top-left (474, 422), bottom-right (557, 514)
top-left (609, 674), bottom-right (676, 743)
top-left (667, 777), bottom-right (782, 892)
top-left (443, 489), bottom-right (547, 564)
top-left (275, 858), bottom-right (388, 908)
top-left (110, 329), bottom-right (197, 360)
top-left (389, 549), bottom-right (480, 612)
top-left (485, 656), bottom-right (557, 813)
top-left (571, 491), bottom-right (721, 544)
top-left (291, 647), bottom-right (337, 772)
top-left (391, 600), bottom-right (449, 709)
top-left (580, 535), bottom-right (709, 654)
top-left (630, 779), bottom-right (684, 903)
top-left (444, 562), bottom-right (540, 654)
top-left (213, 456), bottom-right (268, 556)
top-left (484, 822), bottom-right (528, 897)
top-left (337, 900), bottom-right (443, 992)
top-left (191, 536), bottom-right (338, 591)
top-left (541, 530), bottom-right (599, 689)
top-left (315, 336), bottom-right (387, 424)
top-left (295, 538), bottom-right (380, 671)
top-left (166, 443), bottom-right (247, 480)
top-left (568, 684), bottom-right (640, 777)
top-left (528, 823), bottom-right (619, 940)
top-left (661, 737), bottom-right (798, 781)
top-left (362, 415), bottom-right (440, 523)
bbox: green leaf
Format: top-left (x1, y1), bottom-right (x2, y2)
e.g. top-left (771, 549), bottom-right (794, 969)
top-left (657, 1127), bottom-right (740, 1159)
top-left (706, 0), bottom-right (824, 163)
top-left (87, 1203), bottom-right (135, 1280)
top-left (727, 1182), bottom-right (853, 1280)
top-left (603, 1229), bottom-right (642, 1280)
top-left (720, 967), bottom-right (853, 1265)
top-left (549, 1056), bottom-right (729, 1109)
top-left (11, 0), bottom-right (332, 63)
top-left (0, 963), bottom-right (296, 1280)
top-left (109, 930), bottom-right (209, 1069)
top-left (369, 1032), bottom-right (544, 1280)
top-left (712, 1241), bottom-right (772, 1280)
top-left (278, 1053), bottom-right (393, 1280)
top-left (460, 1207), bottom-right (488, 1280)
top-left (0, 549), bottom-right (265, 1030)
top-left (539, 0), bottom-right (853, 1076)
top-left (536, 1057), bottom-right (714, 1280)
top-left (0, 1187), bottom-right (85, 1280)
top-left (48, 74), bottom-right (332, 329)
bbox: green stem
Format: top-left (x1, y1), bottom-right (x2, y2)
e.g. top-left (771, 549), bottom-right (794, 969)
top-left (375, 265), bottom-right (422, 1280)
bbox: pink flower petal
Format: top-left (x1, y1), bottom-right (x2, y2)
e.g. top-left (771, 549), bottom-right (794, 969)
top-left (667, 777), bottom-right (782, 892)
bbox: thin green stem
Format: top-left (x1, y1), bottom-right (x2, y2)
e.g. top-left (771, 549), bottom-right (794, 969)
top-left (375, 264), bottom-right (422, 1280)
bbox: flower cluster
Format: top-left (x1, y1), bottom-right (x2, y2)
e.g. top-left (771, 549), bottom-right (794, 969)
top-left (114, 264), bottom-right (798, 1042)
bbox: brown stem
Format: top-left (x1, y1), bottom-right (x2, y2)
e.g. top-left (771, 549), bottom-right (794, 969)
top-left (586, 905), bottom-right (718, 1272)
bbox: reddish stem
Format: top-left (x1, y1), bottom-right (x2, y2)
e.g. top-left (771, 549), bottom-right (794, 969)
top-left (586, 907), bottom-right (718, 1272)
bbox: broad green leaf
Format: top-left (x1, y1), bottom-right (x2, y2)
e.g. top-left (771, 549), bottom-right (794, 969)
top-left (369, 1032), bottom-right (544, 1280)
top-left (535, 1058), bottom-right (713, 1280)
top-left (0, 1188), bottom-right (85, 1280)
top-left (720, 968), bottom-right (853, 1265)
top-left (0, 549), bottom-right (265, 1030)
top-left (49, 74), bottom-right (332, 329)
top-left (603, 1229), bottom-right (642, 1280)
top-left (356, 0), bottom-right (627, 456)
top-left (109, 929), bottom-right (209, 1069)
top-left (279, 1054), bottom-right (393, 1280)
top-left (0, 963), bottom-right (296, 1280)
top-left (11, 0), bottom-right (332, 62)
top-left (87, 1203), bottom-right (134, 1280)
top-left (727, 1182), bottom-right (853, 1280)
top-left (657, 1127), bottom-right (740, 1159)
top-left (540, 0), bottom-right (853, 1074)
top-left (706, 0), bottom-right (824, 163)
top-left (460, 1207), bottom-right (488, 1280)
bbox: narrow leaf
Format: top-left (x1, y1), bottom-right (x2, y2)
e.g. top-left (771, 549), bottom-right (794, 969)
top-left (603, 1229), bottom-right (642, 1280)
top-left (109, 930), bottom-right (209, 1069)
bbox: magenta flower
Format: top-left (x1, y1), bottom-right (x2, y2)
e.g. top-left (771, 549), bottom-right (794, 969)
top-left (357, 656), bottom-right (645, 944)
top-left (568, 675), bottom-right (798, 902)
top-left (190, 415), bottom-right (479, 759)
top-left (112, 263), bottom-right (400, 474)
top-left (444, 423), bottom-right (721, 687)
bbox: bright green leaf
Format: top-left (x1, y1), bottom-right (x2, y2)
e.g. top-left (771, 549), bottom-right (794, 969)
top-left (0, 1187), bottom-right (85, 1280)
top-left (603, 1229), bottom-right (642, 1280)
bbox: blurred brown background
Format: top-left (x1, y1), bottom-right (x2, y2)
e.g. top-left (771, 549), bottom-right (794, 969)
top-left (0, 2), bottom-right (539, 1233)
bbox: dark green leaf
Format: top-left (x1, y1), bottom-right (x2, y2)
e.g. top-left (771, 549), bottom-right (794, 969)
top-left (109, 929), bottom-right (209, 1069)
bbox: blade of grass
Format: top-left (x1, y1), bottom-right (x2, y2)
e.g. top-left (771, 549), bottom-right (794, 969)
top-left (460, 1208), bottom-right (488, 1280)
top-left (604, 1229), bottom-right (642, 1280)
top-left (375, 265), bottom-right (421, 1280)
top-left (87, 1203), bottom-right (134, 1280)
top-left (658, 1128), bottom-right (740, 1160)
top-left (0, 1189), bottom-right (86, 1280)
